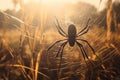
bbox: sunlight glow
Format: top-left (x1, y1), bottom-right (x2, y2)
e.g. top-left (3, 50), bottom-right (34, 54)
top-left (42, 0), bottom-right (77, 4)
top-left (23, 0), bottom-right (105, 11)
top-left (23, 0), bottom-right (77, 5)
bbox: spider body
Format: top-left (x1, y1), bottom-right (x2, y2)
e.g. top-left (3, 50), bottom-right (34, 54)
top-left (68, 24), bottom-right (76, 47)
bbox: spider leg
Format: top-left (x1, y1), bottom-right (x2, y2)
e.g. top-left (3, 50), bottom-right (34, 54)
top-left (47, 39), bottom-right (67, 52)
top-left (76, 41), bottom-right (89, 68)
top-left (57, 41), bottom-right (68, 78)
top-left (77, 39), bottom-right (95, 53)
top-left (47, 40), bottom-right (67, 72)
top-left (76, 41), bottom-right (89, 59)
top-left (47, 39), bottom-right (66, 64)
top-left (76, 18), bottom-right (90, 37)
top-left (76, 41), bottom-right (94, 65)
top-left (56, 41), bottom-right (67, 57)
top-left (77, 39), bottom-right (101, 62)
top-left (55, 17), bottom-right (68, 37)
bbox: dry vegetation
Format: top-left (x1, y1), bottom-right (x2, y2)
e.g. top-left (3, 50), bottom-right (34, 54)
top-left (0, 0), bottom-right (120, 80)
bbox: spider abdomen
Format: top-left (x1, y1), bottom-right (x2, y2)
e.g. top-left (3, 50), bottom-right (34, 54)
top-left (68, 24), bottom-right (76, 47)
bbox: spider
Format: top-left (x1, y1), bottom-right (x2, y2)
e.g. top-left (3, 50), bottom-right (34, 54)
top-left (47, 18), bottom-right (97, 68)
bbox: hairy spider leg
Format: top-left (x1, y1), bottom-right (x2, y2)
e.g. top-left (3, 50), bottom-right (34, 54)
top-left (77, 39), bottom-right (95, 53)
top-left (55, 23), bottom-right (66, 37)
top-left (81, 45), bottom-right (94, 65)
top-left (76, 18), bottom-right (90, 37)
top-left (56, 41), bottom-right (67, 57)
top-left (55, 18), bottom-right (68, 37)
top-left (57, 41), bottom-right (68, 79)
top-left (47, 39), bottom-right (67, 52)
top-left (77, 18), bottom-right (90, 35)
top-left (46, 40), bottom-right (67, 72)
top-left (55, 17), bottom-right (68, 36)
top-left (76, 41), bottom-right (94, 65)
top-left (76, 41), bottom-right (89, 68)
top-left (77, 39), bottom-right (101, 62)
top-left (76, 41), bottom-right (89, 59)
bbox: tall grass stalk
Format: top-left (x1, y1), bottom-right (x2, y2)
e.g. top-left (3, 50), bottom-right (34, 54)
top-left (106, 0), bottom-right (112, 43)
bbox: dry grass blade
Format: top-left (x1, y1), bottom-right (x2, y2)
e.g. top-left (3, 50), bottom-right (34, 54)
top-left (7, 64), bottom-right (50, 80)
top-left (106, 0), bottom-right (112, 42)
top-left (35, 49), bottom-right (42, 80)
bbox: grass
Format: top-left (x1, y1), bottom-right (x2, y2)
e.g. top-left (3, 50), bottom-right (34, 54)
top-left (0, 19), bottom-right (120, 80)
